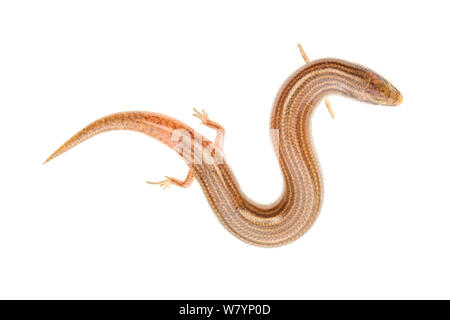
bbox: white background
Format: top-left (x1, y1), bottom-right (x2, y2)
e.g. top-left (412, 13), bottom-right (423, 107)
top-left (0, 1), bottom-right (449, 299)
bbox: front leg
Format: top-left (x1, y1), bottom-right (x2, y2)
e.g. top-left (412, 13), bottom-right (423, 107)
top-left (297, 43), bottom-right (335, 119)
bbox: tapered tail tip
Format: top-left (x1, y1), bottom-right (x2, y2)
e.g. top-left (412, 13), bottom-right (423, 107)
top-left (43, 152), bottom-right (57, 165)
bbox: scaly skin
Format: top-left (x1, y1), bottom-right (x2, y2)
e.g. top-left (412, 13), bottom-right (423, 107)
top-left (45, 58), bottom-right (402, 247)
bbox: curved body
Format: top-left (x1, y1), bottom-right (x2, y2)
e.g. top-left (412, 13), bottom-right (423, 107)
top-left (45, 58), bottom-right (402, 247)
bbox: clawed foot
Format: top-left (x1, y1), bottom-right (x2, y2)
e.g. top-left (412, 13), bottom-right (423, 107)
top-left (192, 107), bottom-right (225, 152)
top-left (192, 108), bottom-right (210, 125)
top-left (147, 176), bottom-right (175, 190)
top-left (147, 170), bottom-right (194, 190)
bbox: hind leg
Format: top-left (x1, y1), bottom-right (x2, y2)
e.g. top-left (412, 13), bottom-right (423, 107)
top-left (147, 170), bottom-right (194, 190)
top-left (192, 108), bottom-right (225, 150)
top-left (147, 108), bottom-right (225, 190)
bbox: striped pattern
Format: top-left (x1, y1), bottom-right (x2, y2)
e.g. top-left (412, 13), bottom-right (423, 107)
top-left (45, 58), bottom-right (402, 247)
